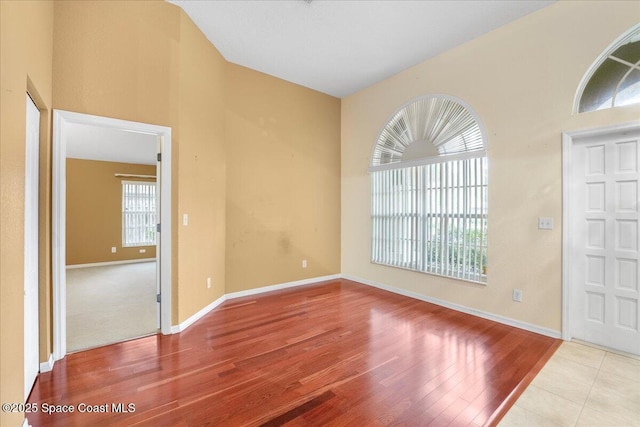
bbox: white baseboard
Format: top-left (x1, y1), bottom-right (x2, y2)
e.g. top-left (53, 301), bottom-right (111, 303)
top-left (225, 274), bottom-right (342, 300)
top-left (39, 353), bottom-right (54, 373)
top-left (66, 258), bottom-right (155, 269)
top-left (171, 274), bottom-right (342, 334)
top-left (343, 274), bottom-right (561, 339)
top-left (171, 294), bottom-right (227, 334)
top-left (169, 273), bottom-right (559, 339)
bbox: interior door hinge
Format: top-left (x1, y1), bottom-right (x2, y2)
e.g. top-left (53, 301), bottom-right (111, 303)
top-left (156, 223), bottom-right (161, 233)
top-left (156, 294), bottom-right (161, 303)
top-left (157, 153), bottom-right (162, 162)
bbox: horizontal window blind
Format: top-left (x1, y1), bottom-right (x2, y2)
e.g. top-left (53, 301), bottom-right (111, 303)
top-left (371, 157), bottom-right (487, 283)
top-left (122, 181), bottom-right (157, 247)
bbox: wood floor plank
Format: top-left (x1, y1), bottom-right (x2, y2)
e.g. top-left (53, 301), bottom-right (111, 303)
top-left (27, 279), bottom-right (558, 426)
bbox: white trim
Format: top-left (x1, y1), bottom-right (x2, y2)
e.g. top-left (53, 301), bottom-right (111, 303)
top-left (562, 131), bottom-right (573, 341)
top-left (169, 273), bottom-right (559, 338)
top-left (343, 274), bottom-right (561, 339)
top-left (52, 111), bottom-right (66, 361)
top-left (225, 274), bottom-right (342, 300)
top-left (573, 23), bottom-right (640, 114)
top-left (24, 94), bottom-right (40, 402)
top-left (39, 354), bottom-right (55, 373)
top-left (171, 294), bottom-right (227, 334)
top-left (52, 110), bottom-right (173, 361)
top-left (561, 121), bottom-right (640, 342)
top-left (23, 419), bottom-right (32, 427)
top-left (66, 258), bottom-right (156, 269)
top-left (171, 274), bottom-right (342, 334)
top-left (562, 121), bottom-right (640, 140)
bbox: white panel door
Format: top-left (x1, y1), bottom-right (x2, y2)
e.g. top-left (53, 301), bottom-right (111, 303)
top-left (571, 129), bottom-right (640, 355)
top-left (156, 138), bottom-right (161, 330)
top-left (25, 94), bottom-right (40, 399)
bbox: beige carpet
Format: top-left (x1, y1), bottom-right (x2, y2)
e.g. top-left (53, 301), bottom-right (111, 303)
top-left (66, 261), bottom-right (158, 352)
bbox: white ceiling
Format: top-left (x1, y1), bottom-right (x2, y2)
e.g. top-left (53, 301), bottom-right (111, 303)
top-left (66, 123), bottom-right (157, 165)
top-left (168, 0), bottom-right (555, 98)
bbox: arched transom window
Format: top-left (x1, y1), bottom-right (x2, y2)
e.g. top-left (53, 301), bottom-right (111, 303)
top-left (576, 24), bottom-right (640, 113)
top-left (370, 95), bottom-right (488, 283)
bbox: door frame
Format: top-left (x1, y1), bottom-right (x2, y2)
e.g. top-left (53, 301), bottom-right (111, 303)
top-left (25, 93), bottom-right (40, 400)
top-left (52, 110), bottom-right (172, 360)
top-left (562, 120), bottom-right (640, 341)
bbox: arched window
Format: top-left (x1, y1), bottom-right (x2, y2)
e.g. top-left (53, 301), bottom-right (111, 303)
top-left (576, 24), bottom-right (640, 113)
top-left (370, 95), bottom-right (488, 283)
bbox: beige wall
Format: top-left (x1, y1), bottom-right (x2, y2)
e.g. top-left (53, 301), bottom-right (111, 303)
top-left (53, 0), bottom-right (181, 322)
top-left (175, 11), bottom-right (227, 322)
top-left (225, 64), bottom-right (341, 292)
top-left (7, 1), bottom-right (637, 423)
top-left (341, 1), bottom-right (640, 334)
top-left (0, 1), bottom-right (54, 424)
top-left (53, 0), bottom-right (227, 325)
top-left (66, 159), bottom-right (157, 265)
top-left (0, 0), bottom-right (337, 421)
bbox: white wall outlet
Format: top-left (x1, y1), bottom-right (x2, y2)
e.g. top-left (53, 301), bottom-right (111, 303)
top-left (538, 217), bottom-right (554, 230)
top-left (183, 213), bottom-right (189, 226)
top-left (512, 289), bottom-right (523, 302)
top-left (302, 259), bottom-right (307, 268)
top-left (111, 247), bottom-right (117, 253)
top-left (207, 277), bottom-right (211, 289)
top-left (139, 249), bottom-right (146, 253)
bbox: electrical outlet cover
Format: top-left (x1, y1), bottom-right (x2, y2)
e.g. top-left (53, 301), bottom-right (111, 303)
top-left (512, 289), bottom-right (523, 302)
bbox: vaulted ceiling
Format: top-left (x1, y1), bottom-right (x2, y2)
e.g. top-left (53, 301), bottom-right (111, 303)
top-left (168, 0), bottom-right (555, 98)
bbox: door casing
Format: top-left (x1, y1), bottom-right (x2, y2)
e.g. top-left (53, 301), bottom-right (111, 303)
top-left (52, 110), bottom-right (173, 360)
top-left (562, 121), bottom-right (640, 346)
top-left (25, 93), bottom-right (40, 399)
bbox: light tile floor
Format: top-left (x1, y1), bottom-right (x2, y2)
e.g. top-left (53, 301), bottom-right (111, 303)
top-left (499, 341), bottom-right (640, 427)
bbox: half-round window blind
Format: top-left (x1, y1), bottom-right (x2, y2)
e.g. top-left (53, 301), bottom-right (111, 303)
top-left (369, 94), bottom-right (488, 283)
top-left (370, 95), bottom-right (485, 171)
top-left (576, 24), bottom-right (640, 113)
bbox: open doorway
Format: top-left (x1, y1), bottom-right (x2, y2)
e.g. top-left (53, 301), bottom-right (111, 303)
top-left (52, 110), bottom-right (172, 360)
top-left (65, 124), bottom-right (158, 351)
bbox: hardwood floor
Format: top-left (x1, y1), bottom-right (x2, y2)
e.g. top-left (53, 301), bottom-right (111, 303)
top-left (28, 279), bottom-right (559, 426)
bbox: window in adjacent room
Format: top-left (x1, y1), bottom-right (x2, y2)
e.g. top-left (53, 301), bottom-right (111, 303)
top-left (122, 181), bottom-right (156, 247)
top-left (370, 95), bottom-right (488, 283)
top-left (576, 24), bottom-right (640, 113)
